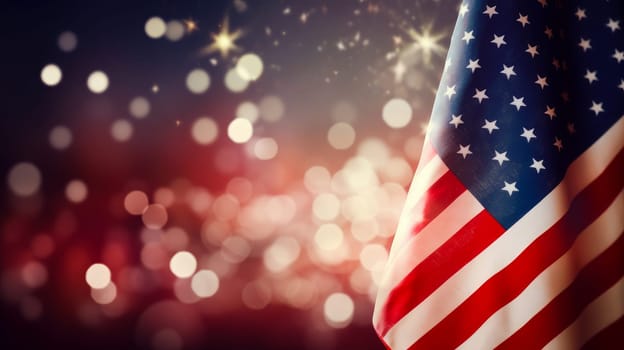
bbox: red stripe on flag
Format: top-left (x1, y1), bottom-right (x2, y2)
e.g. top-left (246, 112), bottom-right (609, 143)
top-left (408, 148), bottom-right (624, 349)
top-left (411, 170), bottom-right (466, 234)
top-left (581, 315), bottom-right (624, 350)
top-left (496, 232), bottom-right (624, 349)
top-left (378, 210), bottom-right (504, 335)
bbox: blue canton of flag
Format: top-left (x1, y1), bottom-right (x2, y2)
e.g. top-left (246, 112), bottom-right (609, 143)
top-left (429, 0), bottom-right (623, 228)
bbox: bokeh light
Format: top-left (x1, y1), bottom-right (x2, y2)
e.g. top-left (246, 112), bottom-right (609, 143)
top-left (85, 263), bottom-right (112, 289)
top-left (236, 53), bottom-right (264, 81)
top-left (124, 190), bottom-right (149, 215)
top-left (312, 193), bottom-right (341, 221)
top-left (57, 31), bottom-right (78, 52)
top-left (253, 137), bottom-right (278, 160)
top-left (227, 118), bottom-right (253, 143)
top-left (145, 17), bottom-right (167, 39)
top-left (49, 125), bottom-right (72, 150)
top-left (142, 204), bottom-right (169, 229)
top-left (382, 98), bottom-right (412, 128)
top-left (185, 68), bottom-right (210, 94)
top-left (91, 281), bottom-right (117, 304)
top-left (191, 117), bottom-right (219, 145)
top-left (7, 162), bottom-right (41, 197)
top-left (236, 101), bottom-right (260, 123)
top-left (323, 293), bottom-right (355, 328)
top-left (169, 251), bottom-right (197, 278)
top-left (65, 179), bottom-right (88, 203)
top-left (165, 20), bottom-right (185, 41)
top-left (87, 71), bottom-right (109, 93)
top-left (129, 96), bottom-right (151, 119)
top-left (40, 64), bottom-right (62, 86)
top-left (111, 119), bottom-right (134, 142)
top-left (190, 270), bottom-right (219, 298)
top-left (327, 122), bottom-right (356, 150)
top-left (259, 96), bottom-right (285, 122)
top-left (224, 68), bottom-right (249, 92)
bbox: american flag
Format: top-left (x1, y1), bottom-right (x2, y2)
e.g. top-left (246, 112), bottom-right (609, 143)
top-left (373, 0), bottom-right (623, 349)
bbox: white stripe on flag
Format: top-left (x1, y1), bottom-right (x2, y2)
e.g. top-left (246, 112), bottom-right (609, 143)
top-left (383, 116), bottom-right (624, 349)
top-left (457, 190), bottom-right (624, 349)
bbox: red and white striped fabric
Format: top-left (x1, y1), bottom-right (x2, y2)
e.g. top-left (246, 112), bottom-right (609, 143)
top-left (373, 117), bottom-right (624, 349)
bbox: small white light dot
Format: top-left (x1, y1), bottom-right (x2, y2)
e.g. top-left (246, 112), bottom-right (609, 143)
top-left (186, 69), bottom-right (210, 94)
top-left (145, 17), bottom-right (167, 39)
top-left (227, 118), bottom-right (253, 143)
top-left (87, 71), bottom-right (109, 94)
top-left (85, 263), bottom-right (111, 289)
top-left (169, 251), bottom-right (197, 278)
top-left (41, 64), bottom-right (62, 86)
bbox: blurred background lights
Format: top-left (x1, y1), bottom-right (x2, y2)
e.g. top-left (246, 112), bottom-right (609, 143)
top-left (165, 20), bottom-right (185, 41)
top-left (65, 179), bottom-right (88, 203)
top-left (57, 31), bottom-right (77, 52)
top-left (303, 166), bottom-right (332, 194)
top-left (110, 119), bottom-right (134, 142)
top-left (191, 117), bottom-right (218, 145)
top-left (49, 125), bottom-right (72, 150)
top-left (382, 98), bottom-right (413, 128)
top-left (87, 70), bottom-right (109, 93)
top-left (236, 53), bottom-right (264, 81)
top-left (263, 236), bottom-right (301, 273)
top-left (224, 68), bottom-right (249, 93)
top-left (312, 193), bottom-right (341, 221)
top-left (124, 190), bottom-right (149, 215)
top-left (7, 162), bottom-right (41, 197)
top-left (41, 64), bottom-right (62, 86)
top-left (227, 118), bottom-right (253, 143)
top-left (85, 263), bottom-right (112, 289)
top-left (236, 101), bottom-right (259, 123)
top-left (21, 261), bottom-right (48, 288)
top-left (253, 137), bottom-right (278, 160)
top-left (190, 270), bottom-right (219, 298)
top-left (241, 280), bottom-right (272, 310)
top-left (259, 95), bottom-right (285, 122)
top-left (145, 17), bottom-right (166, 39)
top-left (185, 68), bottom-right (210, 94)
top-left (169, 251), bottom-right (197, 278)
top-left (91, 281), bottom-right (117, 305)
top-left (323, 292), bottom-right (355, 328)
top-left (327, 122), bottom-right (356, 150)
top-left (129, 96), bottom-right (151, 119)
top-left (314, 223), bottom-right (344, 251)
top-left (142, 204), bottom-right (169, 229)
top-left (359, 244), bottom-right (388, 271)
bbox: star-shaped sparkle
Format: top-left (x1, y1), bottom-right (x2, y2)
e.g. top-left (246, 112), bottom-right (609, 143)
top-left (203, 17), bottom-right (243, 57)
